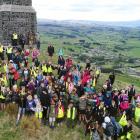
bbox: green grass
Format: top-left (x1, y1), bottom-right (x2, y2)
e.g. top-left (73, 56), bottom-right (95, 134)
top-left (0, 112), bottom-right (90, 140)
top-left (116, 74), bottom-right (140, 90)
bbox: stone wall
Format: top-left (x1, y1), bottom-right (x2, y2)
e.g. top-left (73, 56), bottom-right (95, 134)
top-left (0, 0), bottom-right (36, 43)
top-left (0, 0), bottom-right (32, 6)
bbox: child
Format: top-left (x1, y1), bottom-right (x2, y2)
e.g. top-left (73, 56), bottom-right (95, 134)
top-left (26, 95), bottom-right (36, 116)
top-left (35, 101), bottom-right (43, 123)
top-left (16, 86), bottom-right (27, 125)
top-left (49, 96), bottom-right (56, 129)
top-left (56, 100), bottom-right (64, 126)
top-left (66, 100), bottom-right (76, 128)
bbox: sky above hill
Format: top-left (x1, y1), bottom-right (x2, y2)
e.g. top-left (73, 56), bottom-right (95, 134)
top-left (33, 0), bottom-right (140, 21)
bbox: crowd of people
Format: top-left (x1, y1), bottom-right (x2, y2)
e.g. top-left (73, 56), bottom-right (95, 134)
top-left (0, 33), bottom-right (140, 140)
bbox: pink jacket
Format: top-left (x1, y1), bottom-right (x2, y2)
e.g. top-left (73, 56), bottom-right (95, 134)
top-left (32, 49), bottom-right (40, 59)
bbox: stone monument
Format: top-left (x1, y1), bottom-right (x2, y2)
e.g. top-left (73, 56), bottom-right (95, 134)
top-left (0, 0), bottom-right (37, 42)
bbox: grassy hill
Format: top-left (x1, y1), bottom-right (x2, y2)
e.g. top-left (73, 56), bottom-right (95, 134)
top-left (0, 71), bottom-right (140, 140)
top-left (1, 21), bottom-right (140, 140)
top-left (38, 21), bottom-right (140, 67)
top-left (38, 21), bottom-right (140, 83)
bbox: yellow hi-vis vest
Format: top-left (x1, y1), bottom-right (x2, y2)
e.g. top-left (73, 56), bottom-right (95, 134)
top-left (0, 45), bottom-right (3, 53)
top-left (0, 77), bottom-right (8, 86)
top-left (96, 70), bottom-right (100, 75)
top-left (92, 78), bottom-right (96, 87)
top-left (0, 93), bottom-right (5, 100)
top-left (31, 68), bottom-right (38, 77)
top-left (42, 65), bottom-right (47, 73)
top-left (48, 66), bottom-right (53, 73)
top-left (33, 70), bottom-right (37, 77)
top-left (13, 34), bottom-right (18, 40)
top-left (4, 64), bottom-right (8, 73)
top-left (67, 107), bottom-right (76, 120)
top-left (121, 132), bottom-right (132, 140)
top-left (35, 112), bottom-right (43, 119)
top-left (119, 114), bottom-right (128, 126)
top-left (135, 107), bottom-right (140, 123)
top-left (57, 107), bottom-right (64, 118)
top-left (7, 47), bottom-right (12, 54)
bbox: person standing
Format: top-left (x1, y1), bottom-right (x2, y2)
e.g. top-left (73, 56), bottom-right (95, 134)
top-left (109, 72), bottom-right (115, 86)
top-left (47, 45), bottom-right (54, 61)
top-left (36, 40), bottom-right (41, 50)
top-left (6, 45), bottom-right (13, 61)
top-left (12, 32), bottom-right (18, 46)
top-left (56, 100), bottom-right (65, 126)
top-left (31, 47), bottom-right (40, 62)
top-left (128, 85), bottom-right (136, 103)
top-left (66, 101), bottom-right (77, 128)
top-left (0, 43), bottom-right (4, 62)
top-left (19, 34), bottom-right (26, 50)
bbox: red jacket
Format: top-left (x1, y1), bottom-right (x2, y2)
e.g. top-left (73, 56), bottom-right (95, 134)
top-left (10, 67), bottom-right (19, 80)
top-left (64, 72), bottom-right (73, 82)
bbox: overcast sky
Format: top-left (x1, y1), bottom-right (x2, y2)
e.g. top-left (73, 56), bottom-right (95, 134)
top-left (33, 0), bottom-right (140, 21)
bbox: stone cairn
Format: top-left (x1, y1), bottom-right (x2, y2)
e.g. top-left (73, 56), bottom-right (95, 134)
top-left (0, 0), bottom-right (37, 43)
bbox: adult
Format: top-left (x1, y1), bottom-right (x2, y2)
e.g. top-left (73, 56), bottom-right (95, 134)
top-left (109, 72), bottom-right (115, 86)
top-left (11, 32), bottom-right (18, 46)
top-left (0, 43), bottom-right (4, 62)
top-left (47, 45), bottom-right (54, 60)
top-left (6, 45), bottom-right (13, 61)
top-left (19, 34), bottom-right (26, 50)
top-left (128, 85), bottom-right (136, 103)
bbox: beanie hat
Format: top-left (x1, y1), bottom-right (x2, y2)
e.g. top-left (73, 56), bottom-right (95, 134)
top-left (104, 116), bottom-right (111, 123)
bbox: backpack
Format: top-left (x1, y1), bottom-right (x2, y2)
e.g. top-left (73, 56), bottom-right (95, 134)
top-left (111, 117), bottom-right (122, 136)
top-left (114, 121), bottom-right (122, 136)
top-left (104, 122), bottom-right (114, 136)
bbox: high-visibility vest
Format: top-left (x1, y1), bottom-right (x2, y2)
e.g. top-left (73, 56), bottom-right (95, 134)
top-left (4, 64), bottom-right (8, 73)
top-left (92, 78), bottom-right (96, 87)
top-left (31, 68), bottom-right (37, 77)
top-left (42, 65), bottom-right (47, 73)
top-left (119, 114), bottom-right (128, 126)
top-left (13, 34), bottom-right (18, 40)
top-left (0, 93), bottom-right (5, 100)
top-left (135, 107), bottom-right (140, 123)
top-left (48, 66), bottom-right (53, 73)
top-left (0, 76), bottom-right (8, 86)
top-left (57, 107), bottom-right (64, 118)
top-left (7, 47), bottom-right (12, 54)
top-left (126, 132), bottom-right (132, 140)
top-left (96, 70), bottom-right (100, 75)
top-left (35, 112), bottom-right (43, 119)
top-left (0, 45), bottom-right (3, 53)
top-left (121, 132), bottom-right (132, 140)
top-left (67, 107), bottom-right (76, 120)
top-left (34, 70), bottom-right (37, 77)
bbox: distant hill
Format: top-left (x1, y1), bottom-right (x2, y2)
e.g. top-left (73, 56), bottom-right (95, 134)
top-left (38, 19), bottom-right (140, 28)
